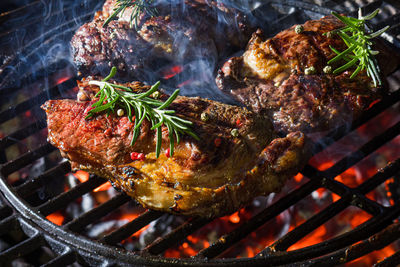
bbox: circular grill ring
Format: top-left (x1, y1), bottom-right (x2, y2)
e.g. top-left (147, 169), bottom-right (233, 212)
top-left (0, 0), bottom-right (400, 266)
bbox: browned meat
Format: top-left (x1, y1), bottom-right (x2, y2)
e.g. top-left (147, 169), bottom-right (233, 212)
top-left (71, 0), bottom-right (254, 79)
top-left (42, 80), bottom-right (310, 218)
top-left (216, 16), bottom-right (399, 133)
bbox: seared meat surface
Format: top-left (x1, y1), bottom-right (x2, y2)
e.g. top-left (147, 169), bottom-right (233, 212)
top-left (42, 80), bottom-right (310, 218)
top-left (216, 16), bottom-right (399, 133)
top-left (71, 0), bottom-right (254, 79)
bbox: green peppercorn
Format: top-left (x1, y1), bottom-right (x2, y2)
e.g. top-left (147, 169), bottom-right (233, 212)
top-left (201, 112), bottom-right (209, 122)
top-left (295, 25), bottom-right (304, 34)
top-left (231, 128), bottom-right (239, 137)
top-left (323, 65), bottom-right (332, 74)
top-left (304, 66), bottom-right (316, 75)
top-left (151, 91), bottom-right (160, 99)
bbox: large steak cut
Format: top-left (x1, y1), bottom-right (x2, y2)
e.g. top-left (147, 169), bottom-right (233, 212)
top-left (42, 80), bottom-right (310, 218)
top-left (216, 15), bottom-right (399, 133)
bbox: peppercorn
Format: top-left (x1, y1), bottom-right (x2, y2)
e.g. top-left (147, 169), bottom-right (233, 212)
top-left (323, 65), bottom-right (332, 74)
top-left (117, 109), bottom-right (124, 116)
top-left (151, 91), bottom-right (160, 99)
top-left (231, 129), bottom-right (239, 137)
top-left (295, 25), bottom-right (304, 34)
top-left (200, 112), bottom-right (209, 122)
top-left (304, 66), bottom-right (316, 75)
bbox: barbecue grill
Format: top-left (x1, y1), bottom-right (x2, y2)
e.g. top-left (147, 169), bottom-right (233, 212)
top-left (1, 0), bottom-right (400, 266)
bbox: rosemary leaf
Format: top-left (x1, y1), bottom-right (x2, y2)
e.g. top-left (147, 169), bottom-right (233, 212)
top-left (87, 67), bottom-right (199, 157)
top-left (327, 8), bottom-right (389, 86)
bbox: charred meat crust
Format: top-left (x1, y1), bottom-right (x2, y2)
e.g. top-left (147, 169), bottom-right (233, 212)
top-left (42, 80), bottom-right (310, 217)
top-left (216, 16), bottom-right (398, 133)
top-left (71, 0), bottom-right (254, 79)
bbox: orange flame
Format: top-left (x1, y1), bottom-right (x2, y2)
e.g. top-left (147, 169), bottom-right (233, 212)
top-left (73, 171), bottom-right (112, 192)
top-left (46, 211), bottom-right (64, 226)
top-left (74, 170), bottom-right (89, 183)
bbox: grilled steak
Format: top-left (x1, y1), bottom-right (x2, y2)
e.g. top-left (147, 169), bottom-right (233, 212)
top-left (42, 80), bottom-right (310, 218)
top-left (216, 16), bottom-right (399, 133)
top-left (71, 0), bottom-right (254, 79)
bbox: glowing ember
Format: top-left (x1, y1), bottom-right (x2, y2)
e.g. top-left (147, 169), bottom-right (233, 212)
top-left (46, 211), bottom-right (64, 226)
top-left (73, 170), bottom-right (112, 192)
top-left (56, 76), bottom-right (70, 84)
top-left (93, 181), bottom-right (112, 192)
top-left (162, 65), bottom-right (183, 79)
top-left (74, 170), bottom-right (89, 183)
top-left (229, 211), bottom-right (241, 224)
top-left (178, 79), bottom-right (194, 88)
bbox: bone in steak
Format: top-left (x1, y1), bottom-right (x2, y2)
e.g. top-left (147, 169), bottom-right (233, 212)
top-left (216, 15), bottom-right (400, 133)
top-left (71, 0), bottom-right (254, 79)
top-left (42, 80), bottom-right (310, 218)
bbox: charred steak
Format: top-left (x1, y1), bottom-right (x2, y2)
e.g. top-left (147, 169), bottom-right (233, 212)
top-left (216, 15), bottom-right (399, 133)
top-left (71, 0), bottom-right (254, 79)
top-left (42, 80), bottom-right (310, 218)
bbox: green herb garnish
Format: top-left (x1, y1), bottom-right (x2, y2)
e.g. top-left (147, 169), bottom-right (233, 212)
top-left (86, 67), bottom-right (199, 157)
top-left (327, 8), bottom-right (389, 86)
top-left (103, 0), bottom-right (157, 29)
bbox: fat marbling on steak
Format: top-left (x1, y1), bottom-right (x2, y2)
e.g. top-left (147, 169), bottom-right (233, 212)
top-left (71, 0), bottom-right (254, 79)
top-left (42, 80), bottom-right (310, 218)
top-left (216, 15), bottom-right (400, 133)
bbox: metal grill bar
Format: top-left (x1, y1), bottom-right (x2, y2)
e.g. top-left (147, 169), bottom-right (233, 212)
top-left (0, 119), bottom-right (47, 151)
top-left (322, 121), bottom-right (400, 180)
top-left (270, 196), bottom-right (352, 252)
top-left (0, 205), bottom-right (12, 220)
top-left (254, 205), bottom-right (400, 266)
top-left (0, 216), bottom-right (17, 236)
top-left (101, 210), bottom-right (163, 245)
top-left (0, 78), bottom-right (76, 124)
top-left (374, 247), bottom-right (400, 267)
top-left (196, 180), bottom-right (319, 259)
top-left (0, 234), bottom-right (43, 261)
top-left (312, 89), bottom-right (400, 155)
top-left (37, 176), bottom-right (106, 216)
top-left (304, 222), bottom-right (400, 266)
top-left (41, 251), bottom-right (76, 267)
top-left (15, 161), bottom-right (71, 197)
top-left (0, 143), bottom-right (56, 177)
top-left (0, 61), bottom-right (70, 96)
top-left (64, 194), bottom-right (131, 233)
top-left (267, 160), bottom-right (400, 253)
top-left (143, 217), bottom-right (212, 255)
top-left (305, 166), bottom-right (384, 215)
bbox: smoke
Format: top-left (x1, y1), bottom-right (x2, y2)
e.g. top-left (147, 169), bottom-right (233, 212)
top-left (0, 0), bottom-right (103, 89)
top-left (0, 0), bottom-right (325, 102)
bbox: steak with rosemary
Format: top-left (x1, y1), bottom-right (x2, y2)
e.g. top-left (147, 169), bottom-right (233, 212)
top-left (216, 15), bottom-right (399, 133)
top-left (71, 0), bottom-right (254, 79)
top-left (42, 80), bottom-right (310, 218)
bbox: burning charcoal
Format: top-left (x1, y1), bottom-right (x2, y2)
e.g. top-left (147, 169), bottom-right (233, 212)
top-left (387, 174), bottom-right (400, 204)
top-left (139, 214), bottom-right (185, 248)
top-left (28, 158), bottom-right (46, 178)
top-left (87, 220), bottom-right (127, 239)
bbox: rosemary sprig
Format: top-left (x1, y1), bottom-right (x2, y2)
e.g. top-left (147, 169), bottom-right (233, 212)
top-left (327, 8), bottom-right (389, 86)
top-left (85, 67), bottom-right (199, 158)
top-left (103, 0), bottom-right (158, 29)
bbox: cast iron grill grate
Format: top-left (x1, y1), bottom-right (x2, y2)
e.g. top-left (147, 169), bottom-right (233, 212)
top-left (0, 0), bottom-right (400, 266)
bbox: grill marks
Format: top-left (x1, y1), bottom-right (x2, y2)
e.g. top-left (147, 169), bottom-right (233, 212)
top-left (216, 15), bottom-right (396, 133)
top-left (42, 82), bottom-right (310, 217)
